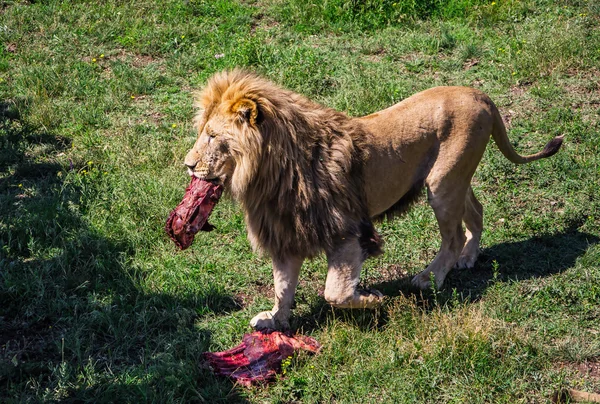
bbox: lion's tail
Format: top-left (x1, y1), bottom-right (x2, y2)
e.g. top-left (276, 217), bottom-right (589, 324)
top-left (491, 107), bottom-right (564, 164)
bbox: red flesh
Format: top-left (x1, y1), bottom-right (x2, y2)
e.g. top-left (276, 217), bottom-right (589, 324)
top-left (165, 176), bottom-right (223, 250)
top-left (203, 330), bottom-right (321, 387)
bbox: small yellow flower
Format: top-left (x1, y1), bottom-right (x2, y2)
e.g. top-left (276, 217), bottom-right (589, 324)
top-left (87, 161), bottom-right (93, 166)
top-left (92, 58), bottom-right (97, 63)
top-left (18, 183), bottom-right (22, 188)
top-left (512, 72), bottom-right (516, 75)
top-left (181, 35), bottom-right (185, 39)
top-left (100, 54), bottom-right (104, 58)
top-left (103, 171), bottom-right (108, 175)
top-left (491, 1), bottom-right (496, 5)
top-left (172, 123), bottom-right (177, 128)
top-left (131, 95), bottom-right (135, 99)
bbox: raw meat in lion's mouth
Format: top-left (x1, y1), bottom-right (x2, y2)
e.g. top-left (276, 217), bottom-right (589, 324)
top-left (165, 176), bottom-right (223, 250)
top-left (203, 330), bottom-right (321, 387)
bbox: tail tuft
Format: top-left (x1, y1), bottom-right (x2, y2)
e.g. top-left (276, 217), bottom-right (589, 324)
top-left (541, 135), bottom-right (564, 158)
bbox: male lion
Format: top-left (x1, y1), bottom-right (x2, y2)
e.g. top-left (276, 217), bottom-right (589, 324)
top-left (184, 69), bottom-right (563, 330)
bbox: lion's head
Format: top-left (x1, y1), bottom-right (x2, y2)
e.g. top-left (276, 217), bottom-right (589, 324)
top-left (184, 70), bottom-right (282, 200)
top-left (184, 70), bottom-right (381, 259)
top-left (185, 71), bottom-right (262, 198)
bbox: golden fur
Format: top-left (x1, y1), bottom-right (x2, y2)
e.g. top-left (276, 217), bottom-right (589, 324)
top-left (184, 69), bottom-right (563, 329)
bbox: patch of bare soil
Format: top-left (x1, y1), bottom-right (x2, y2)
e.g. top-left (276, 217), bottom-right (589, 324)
top-left (557, 358), bottom-right (600, 380)
top-left (463, 58), bottom-right (479, 70)
top-left (501, 108), bottom-right (516, 128)
top-left (366, 47), bottom-right (387, 62)
top-left (252, 279), bottom-right (275, 299)
top-left (552, 358), bottom-right (600, 402)
top-left (510, 82), bottom-right (532, 97)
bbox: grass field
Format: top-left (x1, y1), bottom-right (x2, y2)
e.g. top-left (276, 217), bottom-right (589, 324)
top-left (1, 0), bottom-right (599, 402)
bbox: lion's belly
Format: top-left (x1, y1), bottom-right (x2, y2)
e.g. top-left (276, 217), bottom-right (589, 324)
top-left (363, 139), bottom-right (434, 217)
top-left (365, 176), bottom-right (415, 217)
top-left (360, 115), bottom-right (440, 216)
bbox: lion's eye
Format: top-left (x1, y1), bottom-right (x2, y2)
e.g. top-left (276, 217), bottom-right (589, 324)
top-left (206, 131), bottom-right (217, 143)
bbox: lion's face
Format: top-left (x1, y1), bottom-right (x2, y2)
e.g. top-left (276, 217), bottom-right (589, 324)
top-left (184, 114), bottom-right (236, 186)
top-left (184, 97), bottom-right (264, 197)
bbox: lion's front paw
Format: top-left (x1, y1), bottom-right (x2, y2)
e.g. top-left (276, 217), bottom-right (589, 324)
top-left (358, 288), bottom-right (384, 308)
top-left (250, 311), bottom-right (289, 330)
top-left (326, 288), bottom-right (384, 309)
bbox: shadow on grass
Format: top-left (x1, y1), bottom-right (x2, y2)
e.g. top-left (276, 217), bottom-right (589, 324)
top-left (292, 228), bottom-right (599, 333)
top-left (443, 228), bottom-right (600, 300)
top-left (0, 103), bottom-right (248, 402)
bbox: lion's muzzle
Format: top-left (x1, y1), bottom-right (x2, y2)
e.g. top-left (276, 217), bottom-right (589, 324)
top-left (184, 149), bottom-right (209, 178)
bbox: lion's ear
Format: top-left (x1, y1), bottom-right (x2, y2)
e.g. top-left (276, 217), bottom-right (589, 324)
top-left (231, 98), bottom-right (261, 125)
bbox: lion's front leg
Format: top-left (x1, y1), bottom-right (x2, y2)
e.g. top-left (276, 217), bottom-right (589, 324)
top-left (250, 256), bottom-right (303, 330)
top-left (324, 238), bottom-right (384, 309)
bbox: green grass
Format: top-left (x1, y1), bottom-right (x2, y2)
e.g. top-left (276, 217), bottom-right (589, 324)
top-left (1, 0), bottom-right (599, 402)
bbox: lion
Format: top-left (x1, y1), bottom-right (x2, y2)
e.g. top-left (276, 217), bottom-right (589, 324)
top-left (183, 69), bottom-right (563, 330)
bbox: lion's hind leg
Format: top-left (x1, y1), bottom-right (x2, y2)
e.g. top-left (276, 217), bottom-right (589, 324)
top-left (412, 186), bottom-right (467, 290)
top-left (324, 238), bottom-right (383, 309)
top-left (455, 186), bottom-right (483, 269)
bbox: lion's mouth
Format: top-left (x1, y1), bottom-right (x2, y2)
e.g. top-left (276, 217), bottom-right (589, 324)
top-left (187, 168), bottom-right (224, 185)
top-left (197, 174), bottom-right (224, 186)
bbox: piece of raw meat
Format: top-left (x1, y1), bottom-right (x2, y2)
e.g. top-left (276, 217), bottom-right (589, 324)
top-left (203, 330), bottom-right (321, 387)
top-left (165, 176), bottom-right (223, 250)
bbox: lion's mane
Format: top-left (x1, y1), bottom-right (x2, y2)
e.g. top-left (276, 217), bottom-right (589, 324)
top-left (195, 70), bottom-right (382, 260)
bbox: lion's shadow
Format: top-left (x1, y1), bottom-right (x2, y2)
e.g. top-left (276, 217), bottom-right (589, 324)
top-left (0, 101), bottom-right (249, 403)
top-left (292, 228), bottom-right (599, 333)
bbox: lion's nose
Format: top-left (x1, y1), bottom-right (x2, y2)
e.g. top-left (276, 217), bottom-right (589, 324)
top-left (184, 149), bottom-right (200, 170)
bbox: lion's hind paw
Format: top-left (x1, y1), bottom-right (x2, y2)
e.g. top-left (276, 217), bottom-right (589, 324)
top-left (411, 270), bottom-right (445, 290)
top-left (455, 253), bottom-right (478, 269)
